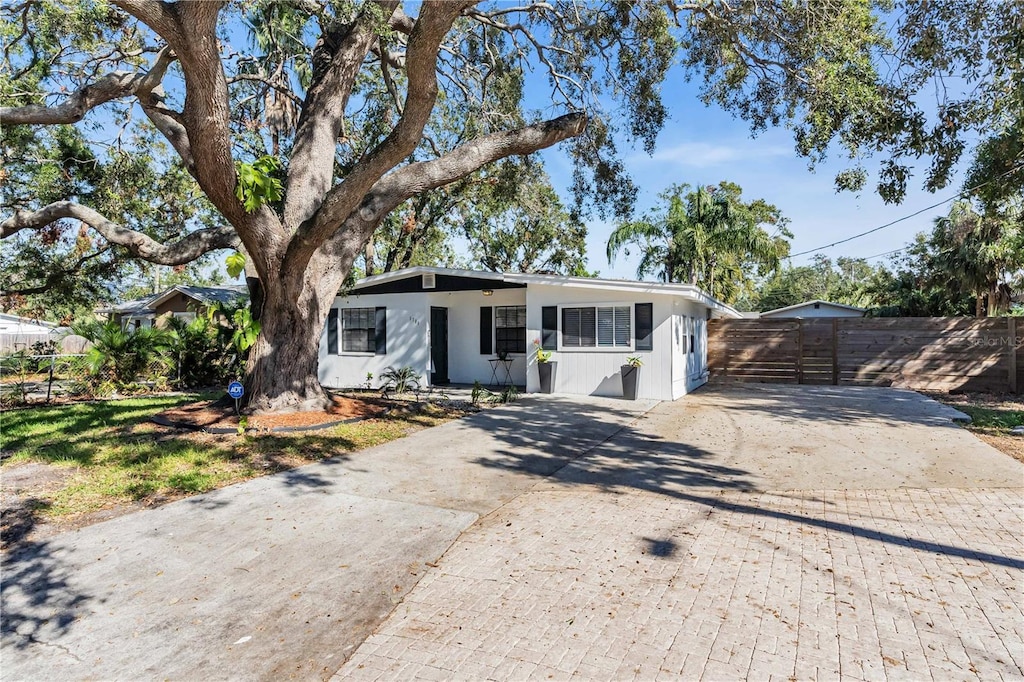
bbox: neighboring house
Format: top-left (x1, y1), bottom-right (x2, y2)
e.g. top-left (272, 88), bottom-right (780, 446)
top-left (96, 285), bottom-right (249, 329)
top-left (759, 300), bottom-right (866, 319)
top-left (0, 313), bottom-right (65, 354)
top-left (318, 267), bottom-right (740, 401)
top-left (0, 313), bottom-right (59, 335)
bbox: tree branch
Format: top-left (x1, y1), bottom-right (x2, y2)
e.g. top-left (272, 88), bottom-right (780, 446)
top-left (0, 71), bottom-right (146, 125)
top-left (1, 246), bottom-right (113, 297)
top-left (320, 112), bottom-right (586, 267)
top-left (282, 1), bottom-right (403, 231)
top-left (291, 1), bottom-right (473, 262)
top-left (2, 202), bottom-right (239, 266)
top-left (111, 0), bottom-right (183, 46)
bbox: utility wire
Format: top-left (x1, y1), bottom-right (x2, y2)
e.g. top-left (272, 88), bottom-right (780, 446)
top-left (861, 246), bottom-right (908, 261)
top-left (788, 162), bottom-right (1024, 259)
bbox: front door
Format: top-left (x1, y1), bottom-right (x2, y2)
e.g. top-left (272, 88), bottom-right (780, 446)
top-left (430, 306), bottom-right (449, 385)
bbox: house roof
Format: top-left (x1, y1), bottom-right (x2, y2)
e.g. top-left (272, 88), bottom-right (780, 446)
top-left (0, 311), bottom-right (59, 329)
top-left (351, 267), bottom-right (742, 318)
top-left (760, 299), bottom-right (866, 316)
top-left (0, 312), bottom-right (58, 328)
top-left (96, 285), bottom-right (249, 316)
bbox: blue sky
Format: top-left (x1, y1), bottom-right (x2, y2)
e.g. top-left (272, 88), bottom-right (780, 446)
top-left (530, 67), bottom-right (967, 281)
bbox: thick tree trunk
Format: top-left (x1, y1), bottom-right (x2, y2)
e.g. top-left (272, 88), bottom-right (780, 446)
top-left (243, 269), bottom-right (340, 414)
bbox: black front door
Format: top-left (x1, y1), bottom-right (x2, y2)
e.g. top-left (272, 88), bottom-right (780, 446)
top-left (430, 306), bottom-right (449, 385)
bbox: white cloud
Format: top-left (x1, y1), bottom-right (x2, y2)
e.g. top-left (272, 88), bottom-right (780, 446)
top-left (634, 141), bottom-right (791, 168)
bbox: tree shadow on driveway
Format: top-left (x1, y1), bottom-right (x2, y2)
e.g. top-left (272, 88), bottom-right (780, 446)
top-left (471, 394), bottom-right (1023, 570)
top-left (2, 538), bottom-right (92, 652)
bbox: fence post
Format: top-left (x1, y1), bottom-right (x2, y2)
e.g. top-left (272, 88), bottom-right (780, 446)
top-left (1009, 317), bottom-right (1018, 394)
top-left (46, 354), bottom-right (55, 403)
top-left (796, 320), bottom-right (804, 384)
top-left (831, 319), bottom-right (839, 386)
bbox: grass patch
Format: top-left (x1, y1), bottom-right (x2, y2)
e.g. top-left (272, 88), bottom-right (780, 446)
top-left (1, 397), bottom-right (466, 522)
top-left (950, 404), bottom-right (1024, 433)
top-left (931, 393), bottom-right (1024, 465)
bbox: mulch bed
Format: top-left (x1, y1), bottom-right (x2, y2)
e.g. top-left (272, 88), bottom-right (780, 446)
top-left (154, 395), bottom-right (389, 433)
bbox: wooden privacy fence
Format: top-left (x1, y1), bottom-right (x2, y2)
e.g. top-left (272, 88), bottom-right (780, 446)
top-left (708, 317), bottom-right (1023, 393)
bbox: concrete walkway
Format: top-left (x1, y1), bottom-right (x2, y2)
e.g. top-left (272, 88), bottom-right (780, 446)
top-left (337, 385), bottom-right (1024, 681)
top-left (1, 395), bottom-right (654, 680)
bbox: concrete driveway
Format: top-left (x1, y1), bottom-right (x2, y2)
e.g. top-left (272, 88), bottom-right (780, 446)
top-left (338, 385), bottom-right (1024, 681)
top-left (4, 385), bottom-right (1022, 681)
top-left (1, 395), bottom-right (654, 680)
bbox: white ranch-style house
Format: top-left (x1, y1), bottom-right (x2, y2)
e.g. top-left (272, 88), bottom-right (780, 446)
top-left (318, 267), bottom-right (740, 401)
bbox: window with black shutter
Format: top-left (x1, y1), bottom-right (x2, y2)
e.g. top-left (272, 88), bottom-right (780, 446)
top-left (342, 308), bottom-right (377, 352)
top-left (561, 306), bottom-right (629, 348)
top-left (495, 305), bottom-right (527, 354)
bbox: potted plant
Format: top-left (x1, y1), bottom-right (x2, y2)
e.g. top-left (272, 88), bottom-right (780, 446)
top-left (621, 356), bottom-right (642, 400)
top-left (534, 340), bottom-right (556, 394)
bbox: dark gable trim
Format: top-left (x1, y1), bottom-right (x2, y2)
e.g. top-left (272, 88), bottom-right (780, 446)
top-left (353, 273), bottom-right (525, 295)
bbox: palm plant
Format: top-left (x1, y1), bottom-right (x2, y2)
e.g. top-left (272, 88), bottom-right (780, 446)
top-left (379, 366), bottom-right (422, 395)
top-left (166, 316), bottom-right (239, 388)
top-left (607, 183), bottom-right (790, 302)
top-left (72, 320), bottom-right (173, 385)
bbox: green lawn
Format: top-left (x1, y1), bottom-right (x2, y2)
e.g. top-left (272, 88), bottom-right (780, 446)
top-left (950, 403), bottom-right (1024, 432)
top-left (1, 394), bottom-right (461, 519)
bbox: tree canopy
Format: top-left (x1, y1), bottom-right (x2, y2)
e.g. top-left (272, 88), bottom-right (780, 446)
top-left (2, 0), bottom-right (1020, 410)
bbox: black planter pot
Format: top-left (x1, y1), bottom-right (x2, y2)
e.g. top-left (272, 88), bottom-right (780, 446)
top-left (538, 362), bottom-right (556, 394)
top-left (621, 365), bottom-right (640, 400)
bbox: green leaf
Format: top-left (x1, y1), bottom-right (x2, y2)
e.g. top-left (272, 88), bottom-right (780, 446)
top-left (226, 252), bottom-right (246, 279)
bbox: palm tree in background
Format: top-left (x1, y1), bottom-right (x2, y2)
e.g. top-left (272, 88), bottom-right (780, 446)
top-left (929, 201), bottom-right (1018, 316)
top-left (607, 183), bottom-right (790, 302)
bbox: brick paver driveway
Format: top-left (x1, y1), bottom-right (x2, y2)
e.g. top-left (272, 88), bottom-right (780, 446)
top-left (339, 385), bottom-right (1024, 681)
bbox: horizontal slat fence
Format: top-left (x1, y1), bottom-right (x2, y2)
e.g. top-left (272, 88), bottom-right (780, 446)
top-left (709, 317), bottom-right (1022, 393)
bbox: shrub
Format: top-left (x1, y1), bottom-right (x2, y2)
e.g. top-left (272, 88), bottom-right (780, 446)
top-left (72, 321), bottom-right (173, 386)
top-left (166, 316), bottom-right (239, 388)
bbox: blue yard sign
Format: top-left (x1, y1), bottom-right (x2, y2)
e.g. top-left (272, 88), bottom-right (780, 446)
top-left (227, 381), bottom-right (245, 400)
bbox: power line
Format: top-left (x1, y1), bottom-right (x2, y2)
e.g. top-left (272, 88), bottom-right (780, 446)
top-left (788, 162), bottom-right (1024, 259)
top-left (861, 246), bottom-right (908, 260)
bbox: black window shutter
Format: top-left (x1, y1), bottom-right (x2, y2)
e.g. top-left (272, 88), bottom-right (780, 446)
top-left (374, 307), bottom-right (387, 354)
top-left (541, 306), bottom-right (558, 350)
top-left (327, 308), bottom-right (338, 355)
top-left (479, 307), bottom-right (493, 354)
top-left (635, 303), bottom-right (653, 350)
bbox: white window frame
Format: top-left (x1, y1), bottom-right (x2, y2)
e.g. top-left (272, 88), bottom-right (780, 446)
top-left (340, 307), bottom-right (377, 355)
top-left (556, 302), bottom-right (634, 352)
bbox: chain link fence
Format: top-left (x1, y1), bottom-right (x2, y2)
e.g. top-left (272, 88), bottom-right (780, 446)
top-left (0, 353), bottom-right (174, 407)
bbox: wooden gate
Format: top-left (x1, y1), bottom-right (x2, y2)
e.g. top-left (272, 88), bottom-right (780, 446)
top-left (708, 317), bottom-right (1022, 393)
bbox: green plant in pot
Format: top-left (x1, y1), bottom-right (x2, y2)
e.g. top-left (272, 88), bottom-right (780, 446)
top-left (534, 340), bottom-right (556, 394)
top-left (621, 356), bottom-right (643, 400)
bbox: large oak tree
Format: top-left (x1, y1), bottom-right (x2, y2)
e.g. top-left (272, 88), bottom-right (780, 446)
top-left (1, 0), bottom-right (1018, 411)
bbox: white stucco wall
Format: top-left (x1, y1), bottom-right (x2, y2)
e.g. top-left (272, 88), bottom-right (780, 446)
top-left (318, 288), bottom-right (529, 389)
top-left (318, 282), bottom-right (713, 400)
top-left (319, 291), bottom-right (430, 389)
top-left (523, 284), bottom-right (711, 401)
